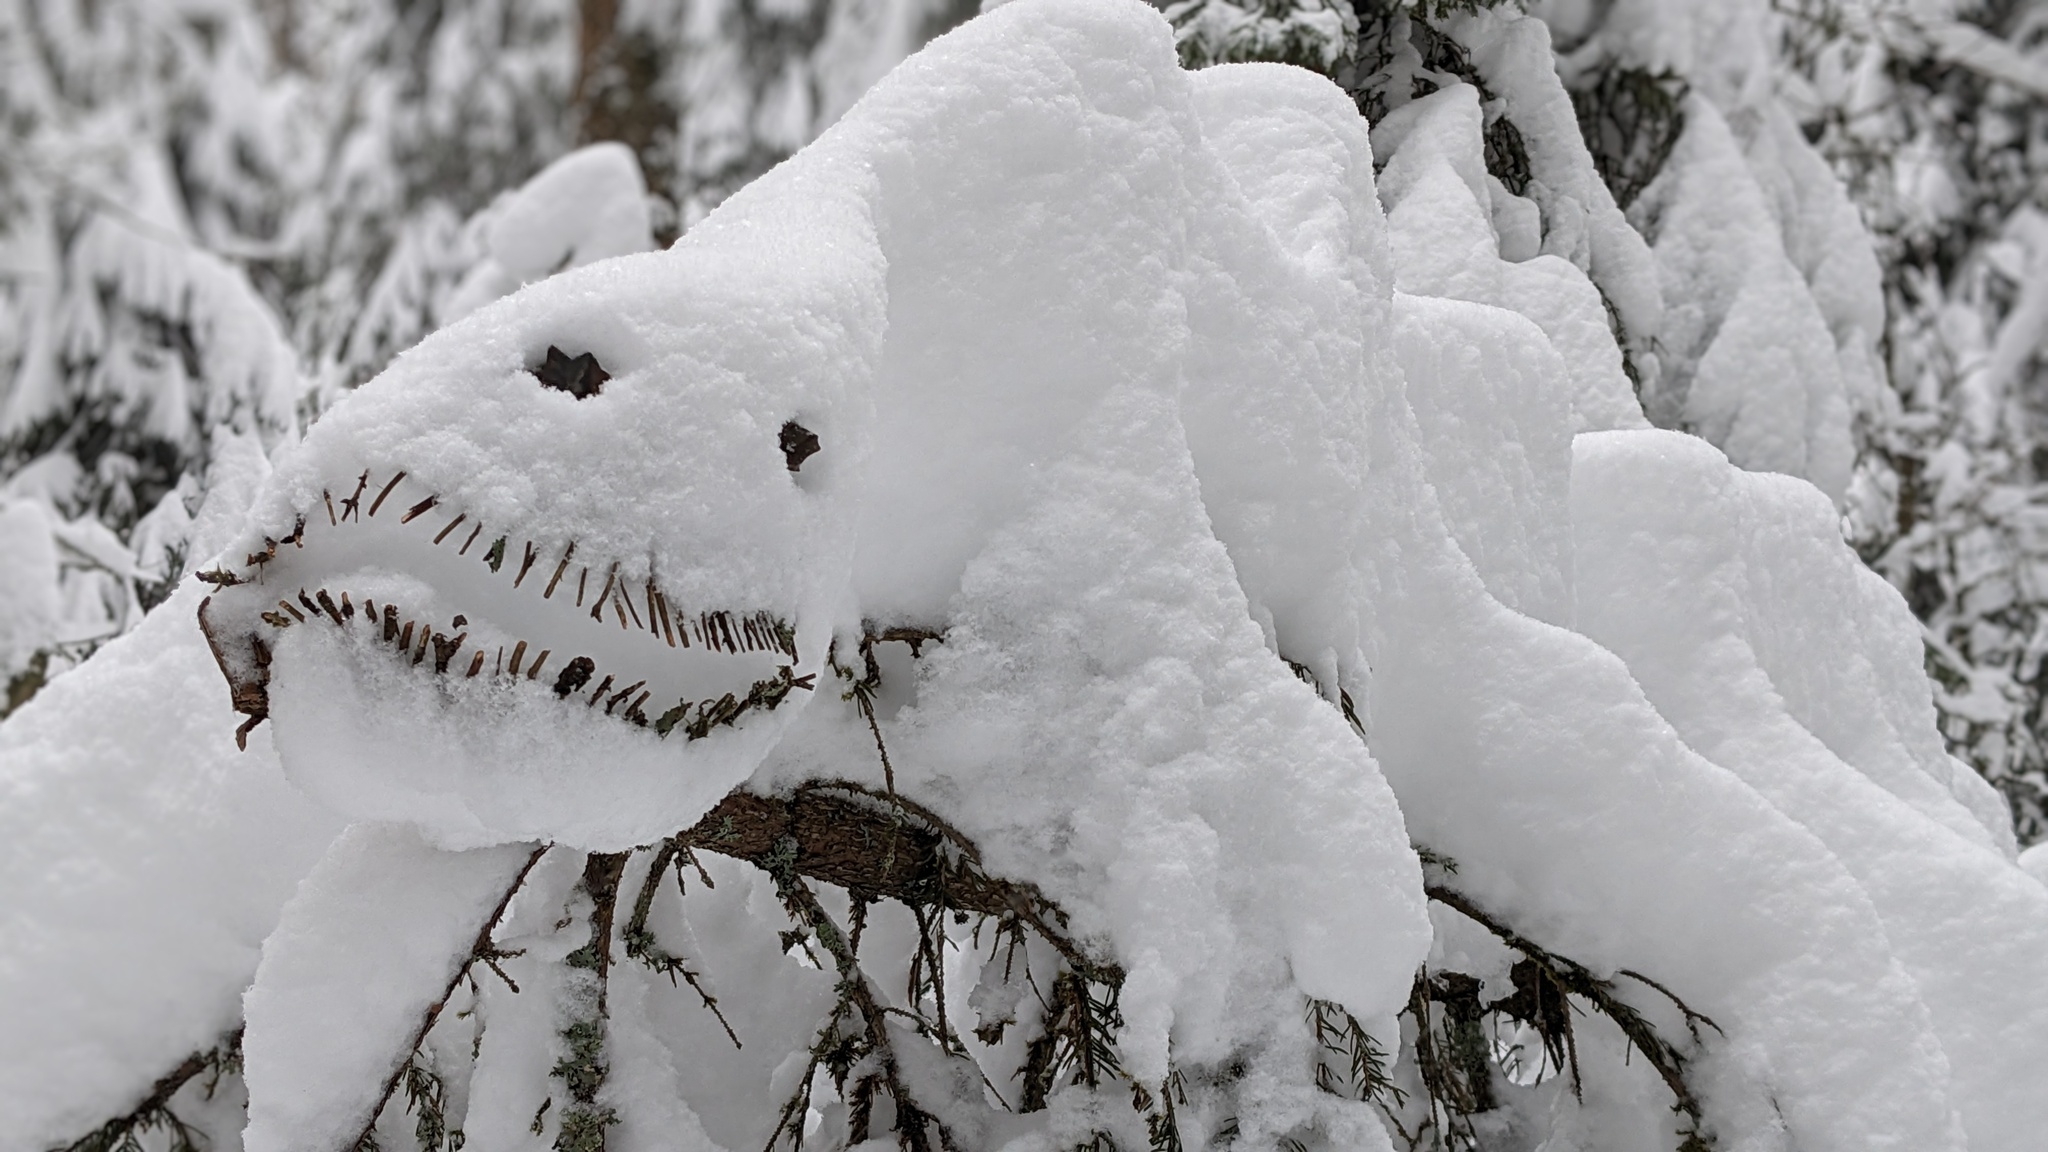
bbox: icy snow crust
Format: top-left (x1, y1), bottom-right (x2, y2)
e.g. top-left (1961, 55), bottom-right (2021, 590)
top-left (8, 0), bottom-right (2048, 1149)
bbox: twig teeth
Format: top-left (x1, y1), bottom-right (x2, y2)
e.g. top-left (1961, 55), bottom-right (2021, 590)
top-left (513, 542), bottom-right (539, 588)
top-left (467, 651), bottom-right (486, 678)
top-left (434, 513), bottom-right (467, 545)
top-left (398, 621), bottom-right (415, 654)
top-left (622, 583), bottom-right (644, 631)
top-left (592, 564), bottom-right (618, 622)
top-left (545, 544), bottom-right (575, 599)
top-left (298, 590), bottom-right (321, 619)
top-left (606, 680), bottom-right (647, 716)
top-left (340, 593), bottom-right (355, 621)
top-left (527, 650), bottom-right (550, 680)
top-left (613, 593), bottom-right (629, 630)
top-left (655, 589), bottom-right (676, 648)
top-left (496, 647), bottom-right (504, 676)
top-left (341, 470), bottom-right (369, 522)
top-left (367, 472), bottom-right (407, 518)
top-left (510, 641), bottom-right (527, 676)
top-left (576, 567), bottom-right (589, 607)
top-left (433, 633), bottom-right (468, 674)
top-left (383, 604), bottom-right (399, 643)
top-left (589, 675), bottom-right (615, 707)
top-left (279, 598), bottom-right (306, 623)
top-left (413, 628), bottom-right (429, 665)
top-left (315, 590), bottom-right (345, 626)
top-left (460, 524), bottom-right (484, 555)
top-left (323, 490), bottom-right (338, 527)
top-left (401, 495), bottom-right (439, 524)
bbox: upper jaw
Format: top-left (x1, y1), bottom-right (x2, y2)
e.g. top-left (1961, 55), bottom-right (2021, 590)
top-left (198, 461), bottom-right (814, 765)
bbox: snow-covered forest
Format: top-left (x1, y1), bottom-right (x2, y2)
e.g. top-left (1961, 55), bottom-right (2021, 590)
top-left (2, 0), bottom-right (2046, 1149)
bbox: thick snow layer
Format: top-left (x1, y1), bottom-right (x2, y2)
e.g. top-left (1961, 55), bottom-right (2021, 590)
top-left (0, 578), bottom-right (342, 1152)
top-left (1372, 84), bottom-right (1647, 436)
top-left (241, 824), bottom-right (537, 1152)
top-left (1441, 8), bottom-right (1666, 378)
top-left (1571, 429), bottom-right (2048, 1150)
top-left (10, 1), bottom-right (2047, 1149)
top-left (1631, 96), bottom-right (1856, 501)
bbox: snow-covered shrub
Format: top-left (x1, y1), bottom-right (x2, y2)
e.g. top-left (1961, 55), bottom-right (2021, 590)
top-left (6, 4), bottom-right (2047, 1152)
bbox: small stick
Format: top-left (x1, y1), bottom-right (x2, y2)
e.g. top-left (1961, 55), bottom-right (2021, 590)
top-left (656, 590), bottom-right (677, 647)
top-left (588, 675), bottom-right (615, 707)
top-left (460, 524), bottom-right (484, 555)
top-left (526, 650), bottom-right (550, 680)
top-left (278, 599), bottom-right (306, 623)
top-left (367, 472), bottom-right (407, 517)
top-left (413, 629), bottom-right (430, 665)
top-left (577, 568), bottom-right (589, 607)
top-left (398, 621), bottom-right (414, 654)
top-left (340, 471), bottom-right (369, 521)
top-left (340, 593), bottom-right (355, 621)
top-left (622, 584), bottom-right (644, 631)
top-left (510, 641), bottom-right (527, 676)
top-left (401, 496), bottom-right (438, 524)
top-left (467, 651), bottom-right (486, 678)
top-left (545, 544), bottom-right (576, 599)
top-left (315, 590), bottom-right (345, 626)
top-left (323, 490), bottom-right (337, 526)
top-left (434, 514), bottom-right (468, 545)
top-left (513, 542), bottom-right (539, 588)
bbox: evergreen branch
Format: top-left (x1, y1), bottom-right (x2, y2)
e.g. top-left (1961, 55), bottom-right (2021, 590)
top-left (52, 1029), bottom-right (243, 1152)
top-left (351, 844), bottom-right (549, 1152)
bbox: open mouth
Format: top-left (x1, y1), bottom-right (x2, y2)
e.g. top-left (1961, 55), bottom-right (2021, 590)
top-left (197, 466), bottom-right (812, 750)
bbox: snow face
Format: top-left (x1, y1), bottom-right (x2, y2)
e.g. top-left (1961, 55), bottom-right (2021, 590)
top-left (199, 154), bottom-right (886, 850)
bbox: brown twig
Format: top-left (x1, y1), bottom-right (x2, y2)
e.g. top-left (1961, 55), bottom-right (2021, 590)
top-left (350, 844), bottom-right (549, 1150)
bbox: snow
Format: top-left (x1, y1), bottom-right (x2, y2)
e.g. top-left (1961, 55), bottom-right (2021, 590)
top-left (240, 824), bottom-right (537, 1152)
top-left (1631, 96), bottom-right (1856, 501)
top-left (1572, 429), bottom-right (2048, 1149)
top-left (5, 0), bottom-right (2048, 1149)
top-left (0, 575), bottom-right (342, 1152)
top-left (1372, 84), bottom-right (1647, 436)
top-left (441, 144), bottom-right (658, 323)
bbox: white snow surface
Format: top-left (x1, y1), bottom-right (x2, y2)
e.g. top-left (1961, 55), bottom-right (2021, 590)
top-left (6, 1), bottom-right (2048, 1150)
top-left (240, 825), bottom-right (536, 1152)
top-left (0, 578), bottom-right (343, 1152)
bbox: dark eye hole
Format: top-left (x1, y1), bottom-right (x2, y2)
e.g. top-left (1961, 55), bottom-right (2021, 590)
top-left (533, 345), bottom-right (609, 399)
top-left (780, 421), bottom-right (821, 472)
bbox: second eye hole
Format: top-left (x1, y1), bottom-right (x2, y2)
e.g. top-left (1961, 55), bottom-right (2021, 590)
top-left (781, 421), bottom-right (820, 472)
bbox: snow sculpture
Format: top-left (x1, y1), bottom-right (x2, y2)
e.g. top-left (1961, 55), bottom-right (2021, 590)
top-left (8, 2), bottom-right (2048, 1151)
